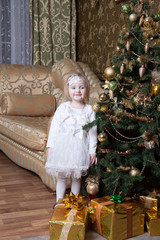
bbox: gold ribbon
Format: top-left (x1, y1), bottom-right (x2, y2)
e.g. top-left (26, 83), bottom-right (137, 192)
top-left (96, 196), bottom-right (133, 238)
top-left (63, 192), bottom-right (85, 211)
top-left (59, 208), bottom-right (77, 240)
top-left (58, 192), bottom-right (87, 240)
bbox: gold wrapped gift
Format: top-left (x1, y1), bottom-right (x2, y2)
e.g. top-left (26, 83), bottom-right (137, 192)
top-left (49, 193), bottom-right (88, 240)
top-left (139, 195), bottom-right (158, 212)
top-left (89, 196), bottom-right (145, 240)
top-left (146, 210), bottom-right (160, 236)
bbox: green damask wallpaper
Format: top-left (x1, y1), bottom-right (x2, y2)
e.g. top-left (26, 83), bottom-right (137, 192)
top-left (76, 0), bottom-right (160, 77)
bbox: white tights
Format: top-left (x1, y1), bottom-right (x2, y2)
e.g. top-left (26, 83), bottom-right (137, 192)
top-left (56, 172), bottom-right (81, 202)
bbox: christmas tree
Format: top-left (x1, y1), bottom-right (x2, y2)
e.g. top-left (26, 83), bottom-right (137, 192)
top-left (84, 0), bottom-right (160, 198)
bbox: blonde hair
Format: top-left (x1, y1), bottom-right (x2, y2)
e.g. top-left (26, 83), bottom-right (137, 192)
top-left (64, 72), bottom-right (90, 102)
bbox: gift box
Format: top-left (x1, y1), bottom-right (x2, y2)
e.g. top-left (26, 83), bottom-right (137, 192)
top-left (88, 196), bottom-right (145, 240)
top-left (139, 195), bottom-right (158, 211)
top-left (49, 193), bottom-right (88, 240)
top-left (146, 210), bottom-right (160, 236)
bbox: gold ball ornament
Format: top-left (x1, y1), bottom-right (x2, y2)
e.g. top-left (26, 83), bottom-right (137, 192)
top-left (157, 105), bottom-right (160, 111)
top-left (129, 167), bottom-right (140, 176)
top-left (129, 13), bottom-right (138, 22)
top-left (100, 105), bottom-right (108, 112)
top-left (143, 16), bottom-right (154, 27)
top-left (98, 132), bottom-right (108, 142)
top-left (86, 183), bottom-right (99, 195)
top-left (99, 93), bottom-right (107, 102)
top-left (92, 103), bottom-right (101, 112)
top-left (104, 66), bottom-right (115, 79)
top-left (115, 46), bottom-right (121, 54)
top-left (151, 84), bottom-right (160, 96)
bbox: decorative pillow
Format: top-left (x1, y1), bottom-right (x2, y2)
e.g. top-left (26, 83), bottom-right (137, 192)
top-left (1, 93), bottom-right (56, 116)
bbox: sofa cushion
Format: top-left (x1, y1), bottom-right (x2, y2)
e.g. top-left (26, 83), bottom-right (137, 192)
top-left (0, 115), bottom-right (51, 151)
top-left (1, 93), bottom-right (56, 116)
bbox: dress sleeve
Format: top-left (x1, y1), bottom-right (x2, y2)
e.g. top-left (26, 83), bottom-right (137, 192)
top-left (46, 103), bottom-right (64, 148)
top-left (88, 107), bottom-right (97, 154)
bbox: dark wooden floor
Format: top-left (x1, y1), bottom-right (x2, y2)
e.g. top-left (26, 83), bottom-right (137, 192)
top-left (0, 150), bottom-right (56, 240)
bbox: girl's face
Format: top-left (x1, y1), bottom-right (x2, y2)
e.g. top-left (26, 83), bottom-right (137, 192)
top-left (68, 80), bottom-right (86, 103)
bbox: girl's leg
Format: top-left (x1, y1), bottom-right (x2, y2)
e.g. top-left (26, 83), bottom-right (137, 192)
top-left (71, 173), bottom-right (81, 195)
top-left (56, 172), bottom-right (67, 202)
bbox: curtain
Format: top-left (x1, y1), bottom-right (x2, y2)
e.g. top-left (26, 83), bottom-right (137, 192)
top-left (30, 0), bottom-right (76, 66)
top-left (0, 0), bottom-right (32, 64)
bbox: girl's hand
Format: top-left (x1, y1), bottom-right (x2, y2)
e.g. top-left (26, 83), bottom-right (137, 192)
top-left (89, 154), bottom-right (97, 165)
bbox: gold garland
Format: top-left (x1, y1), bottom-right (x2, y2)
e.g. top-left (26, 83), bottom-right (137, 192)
top-left (98, 146), bottom-right (132, 155)
top-left (105, 113), bottom-right (120, 123)
top-left (105, 112), bottom-right (154, 123)
top-left (125, 83), bottom-right (148, 97)
top-left (125, 112), bottom-right (154, 123)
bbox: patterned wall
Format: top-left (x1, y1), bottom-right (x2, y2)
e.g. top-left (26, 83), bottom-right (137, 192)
top-left (77, 0), bottom-right (160, 78)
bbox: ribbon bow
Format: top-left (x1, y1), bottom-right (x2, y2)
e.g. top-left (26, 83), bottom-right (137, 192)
top-left (110, 194), bottom-right (125, 203)
top-left (63, 192), bottom-right (84, 211)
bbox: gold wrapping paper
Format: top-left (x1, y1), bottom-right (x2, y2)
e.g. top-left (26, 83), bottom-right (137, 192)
top-left (49, 197), bottom-right (88, 240)
top-left (146, 210), bottom-right (160, 236)
top-left (140, 196), bottom-right (158, 212)
top-left (89, 196), bottom-right (144, 240)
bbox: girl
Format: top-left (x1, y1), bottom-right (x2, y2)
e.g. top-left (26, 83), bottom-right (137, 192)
top-left (45, 73), bottom-right (97, 203)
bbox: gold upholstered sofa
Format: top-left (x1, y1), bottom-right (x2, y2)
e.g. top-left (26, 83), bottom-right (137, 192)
top-left (0, 58), bottom-right (101, 191)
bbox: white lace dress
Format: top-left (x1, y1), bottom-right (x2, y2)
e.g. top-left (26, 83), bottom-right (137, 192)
top-left (45, 101), bottom-right (97, 179)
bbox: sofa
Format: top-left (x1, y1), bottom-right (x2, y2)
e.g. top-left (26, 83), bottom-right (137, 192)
top-left (0, 58), bottom-right (101, 191)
